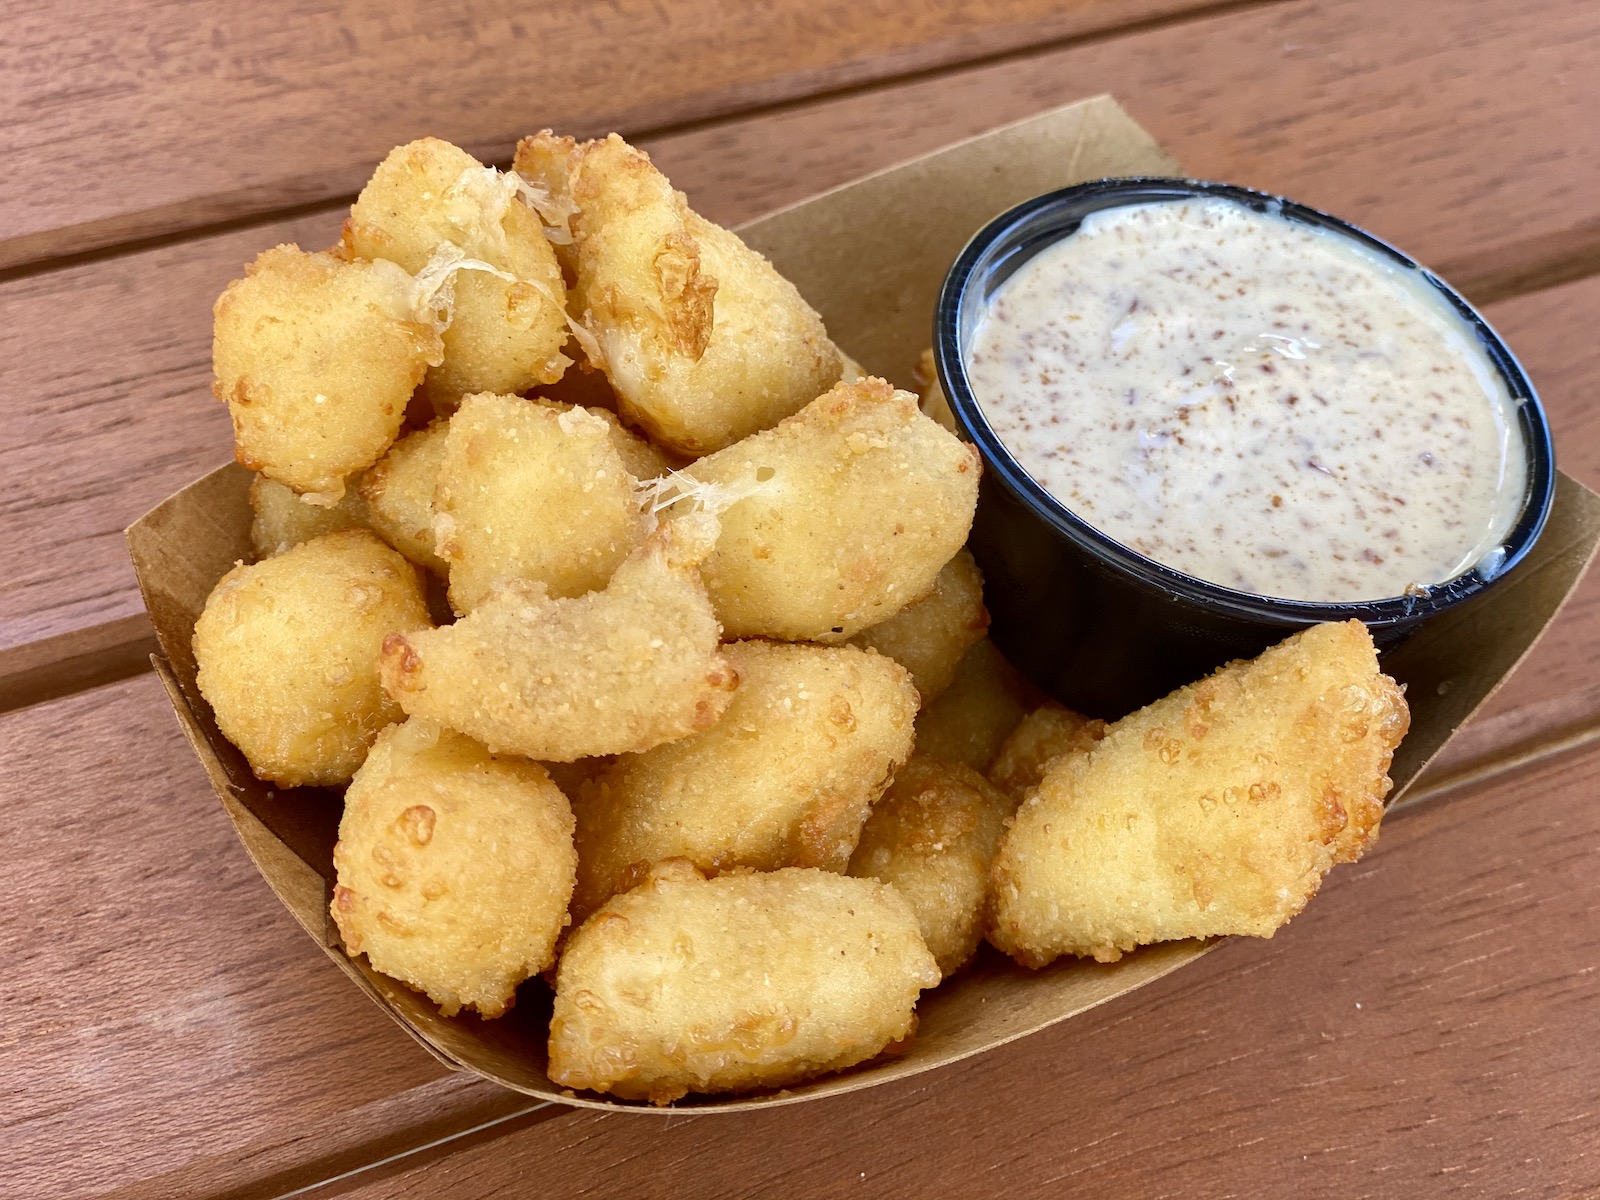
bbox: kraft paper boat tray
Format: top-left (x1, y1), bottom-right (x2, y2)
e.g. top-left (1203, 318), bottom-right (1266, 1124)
top-left (127, 95), bottom-right (1600, 1112)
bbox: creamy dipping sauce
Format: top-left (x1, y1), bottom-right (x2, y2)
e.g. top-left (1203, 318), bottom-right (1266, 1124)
top-left (966, 198), bottom-right (1527, 603)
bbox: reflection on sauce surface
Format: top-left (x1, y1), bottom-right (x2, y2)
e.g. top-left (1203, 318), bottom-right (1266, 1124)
top-left (967, 199), bottom-right (1526, 603)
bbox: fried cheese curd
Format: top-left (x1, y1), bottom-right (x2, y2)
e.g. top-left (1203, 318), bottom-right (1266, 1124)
top-left (987, 703), bottom-right (1108, 802)
top-left (989, 621), bottom-right (1410, 967)
top-left (358, 421), bottom-right (451, 576)
top-left (913, 638), bottom-right (1040, 771)
top-left (193, 531), bottom-right (431, 787)
top-left (514, 132), bottom-right (842, 456)
top-left (380, 512), bottom-right (736, 761)
top-left (848, 549), bottom-right (989, 702)
top-left (848, 754), bottom-right (1016, 978)
top-left (549, 863), bottom-right (938, 1104)
top-left (248, 474), bottom-right (370, 559)
top-left (344, 138), bottom-right (569, 411)
top-left (433, 392), bottom-right (649, 613)
top-left (331, 718), bottom-right (577, 1018)
top-left (570, 640), bottom-right (918, 923)
top-left (688, 377), bottom-right (980, 642)
top-left (213, 245), bottom-right (442, 503)
top-left (534, 398), bottom-right (677, 482)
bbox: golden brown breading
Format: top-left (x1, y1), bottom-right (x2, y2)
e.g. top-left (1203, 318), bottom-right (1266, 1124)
top-left (530, 398), bottom-right (675, 482)
top-left (345, 137), bottom-right (569, 410)
top-left (687, 377), bottom-right (980, 642)
top-left (509, 131), bottom-right (582, 277)
top-left (847, 755), bottom-right (1016, 978)
top-left (912, 638), bottom-right (1040, 771)
top-left (848, 549), bottom-right (989, 702)
top-left (213, 245), bottom-right (442, 503)
top-left (248, 474), bottom-right (370, 559)
top-left (331, 718), bottom-right (576, 1018)
top-left (987, 703), bottom-right (1107, 802)
top-left (358, 421), bottom-right (451, 576)
top-left (433, 391), bottom-right (649, 613)
top-left (548, 863), bottom-right (938, 1104)
top-left (989, 620), bottom-right (1409, 967)
top-left (513, 131), bottom-right (842, 456)
top-left (193, 531), bottom-right (431, 787)
top-left (379, 513), bottom-right (736, 761)
top-left (570, 640), bottom-right (918, 922)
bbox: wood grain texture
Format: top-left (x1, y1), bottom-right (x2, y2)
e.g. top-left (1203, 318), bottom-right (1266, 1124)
top-left (0, 0), bottom-right (1231, 271)
top-left (637, 0), bottom-right (1600, 292)
top-left (0, 673), bottom-right (533, 1200)
top-left (5, 0), bottom-right (1600, 700)
top-left (329, 744), bottom-right (1600, 1199)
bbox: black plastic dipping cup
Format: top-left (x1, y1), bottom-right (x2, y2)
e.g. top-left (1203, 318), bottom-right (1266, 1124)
top-left (933, 177), bottom-right (1556, 720)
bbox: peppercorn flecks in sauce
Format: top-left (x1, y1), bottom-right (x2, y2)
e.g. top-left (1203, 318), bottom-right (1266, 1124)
top-left (965, 199), bottom-right (1527, 603)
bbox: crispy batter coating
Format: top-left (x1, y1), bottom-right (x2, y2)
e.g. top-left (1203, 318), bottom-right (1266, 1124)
top-left (213, 245), bottom-right (442, 503)
top-left (345, 138), bottom-right (569, 410)
top-left (433, 392), bottom-right (649, 613)
top-left (193, 531), bottom-right (431, 786)
top-left (531, 397), bottom-right (676, 482)
top-left (358, 421), bottom-right (450, 575)
top-left (687, 378), bottom-right (980, 642)
top-left (913, 638), bottom-right (1040, 771)
top-left (987, 703), bottom-right (1107, 802)
top-left (989, 621), bottom-right (1410, 967)
top-left (379, 513), bottom-right (736, 761)
top-left (514, 132), bottom-right (842, 456)
top-left (248, 474), bottom-right (370, 559)
top-left (848, 754), bottom-right (1016, 977)
top-left (331, 718), bottom-right (576, 1018)
top-left (549, 863), bottom-right (939, 1103)
top-left (571, 641), bottom-right (918, 922)
top-left (849, 549), bottom-right (989, 702)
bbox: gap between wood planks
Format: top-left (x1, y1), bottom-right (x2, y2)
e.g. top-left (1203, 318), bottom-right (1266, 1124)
top-left (92, 1098), bottom-right (562, 1200)
top-left (0, 0), bottom-right (1280, 284)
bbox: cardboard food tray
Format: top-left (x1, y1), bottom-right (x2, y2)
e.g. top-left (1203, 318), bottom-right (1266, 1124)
top-left (127, 95), bottom-right (1600, 1112)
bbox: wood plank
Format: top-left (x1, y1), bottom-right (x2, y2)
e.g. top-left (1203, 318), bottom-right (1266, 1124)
top-left (0, 0), bottom-right (1231, 271)
top-left (330, 743), bottom-right (1600, 1198)
top-left (0, 673), bottom-right (541, 1200)
top-left (4, 0), bottom-right (1599, 726)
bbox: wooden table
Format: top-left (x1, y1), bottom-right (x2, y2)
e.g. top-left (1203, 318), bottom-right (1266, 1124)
top-left (4, 1), bottom-right (1599, 1195)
